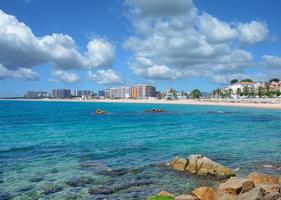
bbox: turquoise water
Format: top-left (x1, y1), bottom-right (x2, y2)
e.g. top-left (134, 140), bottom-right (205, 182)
top-left (0, 100), bottom-right (281, 199)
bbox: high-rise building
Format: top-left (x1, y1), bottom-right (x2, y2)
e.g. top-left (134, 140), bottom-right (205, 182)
top-left (130, 87), bottom-right (138, 99)
top-left (71, 90), bottom-right (93, 97)
top-left (135, 84), bottom-right (156, 99)
top-left (51, 89), bottom-right (71, 99)
top-left (109, 86), bottom-right (131, 99)
top-left (25, 91), bottom-right (49, 99)
top-left (98, 90), bottom-right (105, 97)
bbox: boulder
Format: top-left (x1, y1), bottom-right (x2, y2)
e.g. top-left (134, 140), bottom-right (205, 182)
top-left (279, 176), bottom-right (281, 185)
top-left (264, 192), bottom-right (281, 200)
top-left (216, 190), bottom-right (236, 200)
top-left (171, 157), bottom-right (188, 171)
top-left (192, 187), bottom-right (216, 200)
top-left (236, 187), bottom-right (265, 200)
top-left (157, 191), bottom-right (175, 198)
top-left (256, 184), bottom-right (280, 193)
top-left (248, 172), bottom-right (278, 185)
top-left (171, 155), bottom-right (235, 178)
top-left (95, 109), bottom-right (106, 115)
top-left (218, 177), bottom-right (255, 195)
top-left (175, 195), bottom-right (198, 200)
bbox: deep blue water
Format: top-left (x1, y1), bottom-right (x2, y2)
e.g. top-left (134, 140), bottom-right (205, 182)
top-left (0, 100), bottom-right (281, 199)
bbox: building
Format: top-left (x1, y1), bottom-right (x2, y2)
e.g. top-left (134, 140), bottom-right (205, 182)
top-left (130, 87), bottom-right (138, 99)
top-left (98, 90), bottom-right (105, 98)
top-left (71, 90), bottom-right (93, 97)
top-left (270, 81), bottom-right (281, 92)
top-left (25, 91), bottom-right (49, 99)
top-left (109, 86), bottom-right (131, 99)
top-left (135, 84), bottom-right (156, 99)
top-left (51, 89), bottom-right (71, 99)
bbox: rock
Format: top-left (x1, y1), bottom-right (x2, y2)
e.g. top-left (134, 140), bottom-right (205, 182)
top-left (256, 184), bottom-right (280, 193)
top-left (88, 186), bottom-right (115, 195)
top-left (236, 187), bottom-right (265, 200)
top-left (171, 157), bottom-right (188, 171)
top-left (192, 187), bottom-right (216, 200)
top-left (248, 172), bottom-right (278, 185)
top-left (95, 109), bottom-right (106, 115)
top-left (16, 185), bottom-right (34, 193)
top-left (175, 195), bottom-right (198, 200)
top-left (66, 176), bottom-right (95, 187)
top-left (157, 191), bottom-right (175, 197)
top-left (0, 192), bottom-right (12, 200)
top-left (144, 109), bottom-right (165, 113)
top-left (50, 168), bottom-right (59, 173)
top-left (29, 176), bottom-right (44, 183)
top-left (42, 183), bottom-right (63, 195)
top-left (171, 155), bottom-right (235, 178)
top-left (218, 177), bottom-right (255, 195)
top-left (279, 176), bottom-right (281, 185)
top-left (216, 190), bottom-right (236, 200)
top-left (264, 192), bottom-right (281, 200)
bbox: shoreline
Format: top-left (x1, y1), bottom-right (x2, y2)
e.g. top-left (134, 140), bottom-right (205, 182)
top-left (2, 98), bottom-right (281, 110)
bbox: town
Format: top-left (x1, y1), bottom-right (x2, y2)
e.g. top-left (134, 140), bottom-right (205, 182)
top-left (24, 78), bottom-right (281, 100)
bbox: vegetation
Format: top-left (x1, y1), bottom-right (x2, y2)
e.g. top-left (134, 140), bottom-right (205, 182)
top-left (270, 78), bottom-right (280, 82)
top-left (240, 79), bottom-right (253, 82)
top-left (191, 89), bottom-right (202, 99)
top-left (230, 79), bottom-right (238, 84)
top-left (213, 78), bottom-right (281, 99)
top-left (148, 195), bottom-right (174, 200)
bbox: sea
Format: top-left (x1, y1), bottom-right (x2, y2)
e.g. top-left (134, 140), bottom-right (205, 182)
top-left (0, 100), bottom-right (280, 199)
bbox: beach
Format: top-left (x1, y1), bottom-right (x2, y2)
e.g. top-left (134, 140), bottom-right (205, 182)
top-left (2, 98), bottom-right (281, 110)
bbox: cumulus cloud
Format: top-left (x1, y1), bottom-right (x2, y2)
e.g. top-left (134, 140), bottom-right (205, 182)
top-left (123, 0), bottom-right (269, 83)
top-left (51, 70), bottom-right (80, 83)
top-left (0, 64), bottom-right (39, 80)
top-left (0, 9), bottom-right (117, 81)
top-left (237, 21), bottom-right (268, 45)
top-left (262, 55), bottom-right (281, 68)
top-left (88, 69), bottom-right (122, 85)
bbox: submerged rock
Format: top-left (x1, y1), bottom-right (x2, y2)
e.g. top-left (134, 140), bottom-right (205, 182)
top-left (42, 183), bottom-right (63, 195)
top-left (16, 185), bottom-right (34, 193)
top-left (171, 155), bottom-right (235, 178)
top-left (29, 176), bottom-right (44, 183)
top-left (0, 192), bottom-right (12, 200)
top-left (66, 176), bottom-right (95, 187)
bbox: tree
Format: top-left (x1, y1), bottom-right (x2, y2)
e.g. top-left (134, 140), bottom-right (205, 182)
top-left (270, 78), bottom-right (280, 83)
top-left (240, 79), bottom-right (253, 83)
top-left (236, 88), bottom-right (242, 96)
top-left (191, 89), bottom-right (201, 99)
top-left (230, 79), bottom-right (238, 84)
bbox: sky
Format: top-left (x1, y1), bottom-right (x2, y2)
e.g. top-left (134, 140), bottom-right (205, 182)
top-left (0, 0), bottom-right (281, 97)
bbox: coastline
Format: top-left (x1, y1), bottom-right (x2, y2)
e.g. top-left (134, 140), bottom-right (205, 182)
top-left (2, 98), bottom-right (281, 110)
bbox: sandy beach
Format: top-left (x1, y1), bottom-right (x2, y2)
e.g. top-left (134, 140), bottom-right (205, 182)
top-left (2, 98), bottom-right (281, 110)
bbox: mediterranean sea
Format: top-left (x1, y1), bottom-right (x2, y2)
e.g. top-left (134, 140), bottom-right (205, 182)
top-left (0, 100), bottom-right (280, 199)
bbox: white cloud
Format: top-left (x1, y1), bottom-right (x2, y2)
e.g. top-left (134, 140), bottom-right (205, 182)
top-left (123, 0), bottom-right (269, 83)
top-left (0, 9), bottom-right (117, 81)
top-left (262, 55), bottom-right (281, 68)
top-left (88, 69), bottom-right (122, 85)
top-left (0, 64), bottom-right (39, 80)
top-left (237, 21), bottom-right (268, 45)
top-left (51, 70), bottom-right (80, 83)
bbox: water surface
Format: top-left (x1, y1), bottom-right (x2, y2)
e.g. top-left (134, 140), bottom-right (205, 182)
top-left (0, 100), bottom-right (281, 199)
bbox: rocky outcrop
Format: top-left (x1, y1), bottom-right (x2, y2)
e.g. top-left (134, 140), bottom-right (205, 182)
top-left (144, 108), bottom-right (165, 113)
top-left (192, 187), bottom-right (216, 200)
top-left (248, 172), bottom-right (278, 185)
top-left (95, 109), bottom-right (106, 115)
top-left (170, 155), bottom-right (235, 178)
top-left (218, 177), bottom-right (255, 195)
top-left (235, 187), bottom-right (265, 200)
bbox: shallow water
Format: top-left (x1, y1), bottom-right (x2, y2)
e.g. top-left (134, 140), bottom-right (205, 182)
top-left (0, 100), bottom-right (281, 199)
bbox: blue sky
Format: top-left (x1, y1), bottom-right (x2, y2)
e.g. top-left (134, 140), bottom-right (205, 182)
top-left (0, 0), bottom-right (281, 97)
